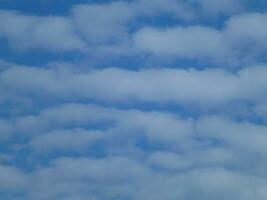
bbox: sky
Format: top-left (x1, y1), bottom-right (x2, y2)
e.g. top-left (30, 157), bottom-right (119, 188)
top-left (1, 0), bottom-right (267, 199)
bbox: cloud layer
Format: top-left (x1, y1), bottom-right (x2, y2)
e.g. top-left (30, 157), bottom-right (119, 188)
top-left (1, 1), bottom-right (267, 200)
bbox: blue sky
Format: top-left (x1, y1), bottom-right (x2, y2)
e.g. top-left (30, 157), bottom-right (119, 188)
top-left (1, 0), bottom-right (267, 199)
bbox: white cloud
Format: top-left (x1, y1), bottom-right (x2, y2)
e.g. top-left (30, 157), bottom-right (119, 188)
top-left (134, 12), bottom-right (267, 64)
top-left (0, 1), bottom-right (194, 53)
top-left (134, 26), bottom-right (225, 59)
top-left (28, 156), bottom-right (147, 200)
top-left (0, 10), bottom-right (85, 51)
top-left (147, 151), bottom-right (192, 171)
top-left (30, 129), bottom-right (105, 153)
top-left (2, 64), bottom-right (267, 106)
top-left (15, 103), bottom-right (193, 148)
top-left (71, 1), bottom-right (133, 46)
top-left (0, 165), bottom-right (27, 192)
top-left (1, 2), bottom-right (267, 200)
top-left (196, 116), bottom-right (267, 157)
top-left (13, 155), bottom-right (267, 200)
top-left (225, 12), bottom-right (267, 49)
top-left (0, 0), bottom-right (247, 56)
top-left (1, 102), bottom-right (267, 199)
top-left (0, 1), bottom-right (263, 64)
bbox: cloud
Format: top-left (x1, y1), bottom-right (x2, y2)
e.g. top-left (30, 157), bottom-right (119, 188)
top-left (2, 102), bottom-right (267, 199)
top-left (1, 155), bottom-right (266, 200)
top-left (1, 1), bottom-right (267, 200)
top-left (147, 151), bottom-right (192, 171)
top-left (0, 1), bottom-right (264, 66)
top-left (196, 116), bottom-right (267, 157)
top-left (13, 103), bottom-right (193, 149)
top-left (71, 1), bottom-right (133, 46)
top-left (0, 0), bottom-right (247, 56)
top-left (134, 12), bottom-right (267, 64)
top-left (0, 1), bottom-right (194, 53)
top-left (134, 26), bottom-right (225, 59)
top-left (27, 156), bottom-right (148, 200)
top-left (0, 10), bottom-right (85, 51)
top-left (2, 63), bottom-right (267, 106)
top-left (225, 12), bottom-right (267, 49)
top-left (0, 165), bottom-right (27, 192)
top-left (7, 101), bottom-right (267, 169)
top-left (30, 129), bottom-right (105, 153)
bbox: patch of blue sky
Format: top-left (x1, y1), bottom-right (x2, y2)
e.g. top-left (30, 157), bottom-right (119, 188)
top-left (0, 0), bottom-right (113, 15)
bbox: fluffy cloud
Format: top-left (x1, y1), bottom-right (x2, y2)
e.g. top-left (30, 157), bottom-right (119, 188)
top-left (0, 165), bottom-right (28, 192)
top-left (134, 26), bottom-right (225, 59)
top-left (1, 155), bottom-right (267, 200)
top-left (0, 1), bottom-right (249, 54)
top-left (1, 1), bottom-right (267, 200)
top-left (225, 12), bottom-right (267, 50)
top-left (0, 1), bottom-right (265, 66)
top-left (0, 0), bottom-right (194, 52)
top-left (30, 129), bottom-right (105, 153)
top-left (2, 64), bottom-right (267, 105)
top-left (12, 103), bottom-right (193, 149)
top-left (196, 116), bottom-right (267, 157)
top-left (1, 101), bottom-right (267, 199)
top-left (147, 151), bottom-right (192, 170)
top-left (0, 10), bottom-right (85, 51)
top-left (134, 12), bottom-right (267, 64)
top-left (71, 1), bottom-right (133, 46)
